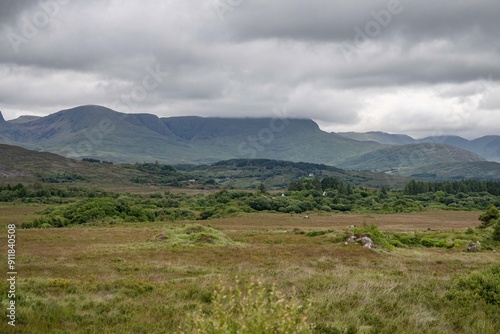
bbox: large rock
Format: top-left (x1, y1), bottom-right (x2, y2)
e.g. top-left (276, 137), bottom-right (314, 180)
top-left (467, 241), bottom-right (480, 252)
top-left (360, 236), bottom-right (374, 249)
top-left (344, 235), bottom-right (374, 249)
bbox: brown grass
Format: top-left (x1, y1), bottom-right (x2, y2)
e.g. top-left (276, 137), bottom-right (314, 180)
top-left (0, 204), bottom-right (43, 227)
top-left (206, 210), bottom-right (482, 232)
top-left (0, 208), bottom-right (498, 333)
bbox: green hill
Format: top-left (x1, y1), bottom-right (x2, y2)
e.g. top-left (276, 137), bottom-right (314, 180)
top-left (337, 131), bottom-right (500, 162)
top-left (470, 136), bottom-right (500, 162)
top-left (338, 143), bottom-right (488, 177)
top-left (410, 161), bottom-right (500, 180)
top-left (337, 131), bottom-right (415, 145)
top-left (0, 143), bottom-right (144, 186)
top-left (0, 144), bottom-right (412, 189)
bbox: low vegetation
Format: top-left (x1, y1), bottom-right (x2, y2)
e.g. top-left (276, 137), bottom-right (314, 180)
top-left (446, 264), bottom-right (500, 332)
top-left (149, 224), bottom-right (239, 247)
top-left (1, 208), bottom-right (498, 333)
top-left (7, 176), bottom-right (499, 229)
top-left (180, 280), bottom-right (311, 333)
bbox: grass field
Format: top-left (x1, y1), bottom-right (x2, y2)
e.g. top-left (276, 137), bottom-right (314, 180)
top-left (1, 206), bottom-right (499, 333)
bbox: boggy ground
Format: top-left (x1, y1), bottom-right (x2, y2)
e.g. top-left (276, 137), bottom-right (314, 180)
top-left (0, 208), bottom-right (498, 333)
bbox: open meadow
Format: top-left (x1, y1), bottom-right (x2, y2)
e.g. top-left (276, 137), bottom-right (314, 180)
top-left (1, 205), bottom-right (499, 333)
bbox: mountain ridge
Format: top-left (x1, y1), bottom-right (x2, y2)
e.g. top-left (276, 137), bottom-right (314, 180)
top-left (337, 131), bottom-right (415, 145)
top-left (338, 143), bottom-right (485, 171)
top-left (7, 115), bottom-right (41, 124)
top-left (0, 105), bottom-right (499, 178)
top-left (337, 131), bottom-right (500, 162)
top-left (0, 105), bottom-right (382, 165)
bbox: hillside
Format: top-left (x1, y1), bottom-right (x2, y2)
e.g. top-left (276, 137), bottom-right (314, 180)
top-left (337, 143), bottom-right (496, 178)
top-left (0, 105), bottom-right (381, 165)
top-left (8, 115), bottom-right (42, 124)
top-left (184, 158), bottom-right (412, 189)
top-left (410, 161), bottom-right (500, 180)
top-left (468, 136), bottom-right (500, 163)
top-left (338, 131), bottom-right (500, 162)
top-left (337, 131), bottom-right (415, 145)
top-left (0, 144), bottom-right (412, 189)
top-left (0, 143), bottom-right (144, 186)
top-left (0, 106), bottom-right (205, 163)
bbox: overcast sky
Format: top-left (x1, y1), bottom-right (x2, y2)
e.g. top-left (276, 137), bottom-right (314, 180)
top-left (0, 0), bottom-right (499, 139)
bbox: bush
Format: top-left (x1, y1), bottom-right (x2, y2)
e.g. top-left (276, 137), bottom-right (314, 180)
top-left (155, 224), bottom-right (237, 247)
top-left (492, 221), bottom-right (500, 242)
top-left (180, 280), bottom-right (311, 333)
top-left (199, 210), bottom-right (215, 220)
top-left (22, 216), bottom-right (68, 229)
top-left (445, 265), bottom-right (500, 331)
top-left (478, 204), bottom-right (500, 228)
top-left (447, 264), bottom-right (500, 306)
top-left (420, 238), bottom-right (447, 248)
top-left (304, 230), bottom-right (335, 237)
top-left (248, 197), bottom-right (273, 211)
top-left (352, 224), bottom-right (393, 249)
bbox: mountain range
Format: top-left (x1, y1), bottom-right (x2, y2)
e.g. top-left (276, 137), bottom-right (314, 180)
top-left (1, 105), bottom-right (499, 180)
top-left (338, 131), bottom-right (500, 162)
top-left (0, 105), bottom-right (381, 165)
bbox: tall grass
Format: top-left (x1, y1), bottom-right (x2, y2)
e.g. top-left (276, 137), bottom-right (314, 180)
top-left (179, 280), bottom-right (311, 333)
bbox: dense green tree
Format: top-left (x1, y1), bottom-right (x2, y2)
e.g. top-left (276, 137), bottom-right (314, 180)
top-left (492, 222), bottom-right (500, 242)
top-left (479, 204), bottom-right (500, 228)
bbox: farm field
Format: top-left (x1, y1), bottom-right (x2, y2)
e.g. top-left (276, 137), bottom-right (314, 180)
top-left (1, 207), bottom-right (499, 333)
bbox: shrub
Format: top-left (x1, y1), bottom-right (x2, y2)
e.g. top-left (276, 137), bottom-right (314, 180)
top-left (465, 227), bottom-right (475, 235)
top-left (199, 210), bottom-right (215, 220)
top-left (478, 204), bottom-right (499, 228)
top-left (180, 280), bottom-right (311, 333)
top-left (248, 197), bottom-right (273, 211)
top-left (22, 216), bottom-right (68, 229)
top-left (492, 221), bottom-right (500, 242)
top-left (447, 264), bottom-right (500, 305)
top-left (391, 234), bottom-right (421, 247)
top-left (304, 230), bottom-right (335, 237)
top-left (155, 224), bottom-right (238, 247)
top-left (353, 224), bottom-right (393, 249)
top-left (420, 238), bottom-right (447, 248)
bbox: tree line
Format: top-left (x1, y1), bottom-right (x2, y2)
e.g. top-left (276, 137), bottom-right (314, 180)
top-left (404, 179), bottom-right (500, 196)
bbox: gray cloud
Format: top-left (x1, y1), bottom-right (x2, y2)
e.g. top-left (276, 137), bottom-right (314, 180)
top-left (0, 0), bottom-right (499, 138)
top-left (0, 0), bottom-right (40, 24)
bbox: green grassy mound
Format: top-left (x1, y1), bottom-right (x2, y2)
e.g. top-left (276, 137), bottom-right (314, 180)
top-left (151, 224), bottom-right (239, 247)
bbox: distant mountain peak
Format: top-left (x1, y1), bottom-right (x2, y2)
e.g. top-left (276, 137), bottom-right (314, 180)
top-left (59, 105), bottom-right (118, 116)
top-left (0, 111), bottom-right (5, 123)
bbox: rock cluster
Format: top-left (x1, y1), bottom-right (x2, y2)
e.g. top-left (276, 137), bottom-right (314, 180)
top-left (345, 235), bottom-right (374, 249)
top-left (467, 241), bottom-right (480, 252)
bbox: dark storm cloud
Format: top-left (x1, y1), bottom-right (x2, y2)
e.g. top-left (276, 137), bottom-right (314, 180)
top-left (221, 0), bottom-right (500, 85)
top-left (224, 0), bottom-right (500, 44)
top-left (0, 0), bottom-right (498, 137)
